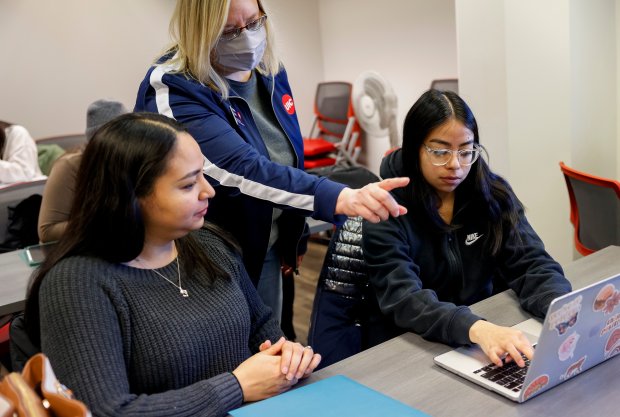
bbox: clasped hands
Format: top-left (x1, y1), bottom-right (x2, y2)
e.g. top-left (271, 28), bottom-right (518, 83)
top-left (232, 337), bottom-right (321, 402)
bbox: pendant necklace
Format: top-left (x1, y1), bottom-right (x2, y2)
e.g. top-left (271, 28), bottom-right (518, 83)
top-left (136, 247), bottom-right (189, 297)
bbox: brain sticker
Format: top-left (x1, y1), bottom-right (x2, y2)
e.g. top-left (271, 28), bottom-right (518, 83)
top-left (523, 374), bottom-right (549, 401)
top-left (594, 284), bottom-right (620, 314)
top-left (558, 332), bottom-right (580, 361)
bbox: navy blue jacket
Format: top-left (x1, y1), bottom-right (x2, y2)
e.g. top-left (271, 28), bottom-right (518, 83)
top-left (135, 60), bottom-right (345, 282)
top-left (362, 149), bottom-right (572, 346)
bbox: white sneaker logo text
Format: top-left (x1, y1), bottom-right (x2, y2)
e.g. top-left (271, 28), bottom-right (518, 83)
top-left (465, 233), bottom-right (483, 246)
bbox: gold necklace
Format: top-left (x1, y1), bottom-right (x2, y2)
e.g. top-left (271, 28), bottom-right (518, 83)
top-left (136, 253), bottom-right (188, 298)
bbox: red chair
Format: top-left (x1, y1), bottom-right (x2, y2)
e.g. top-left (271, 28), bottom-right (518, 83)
top-left (0, 318), bottom-right (10, 358)
top-left (303, 82), bottom-right (361, 169)
top-left (559, 162), bottom-right (620, 256)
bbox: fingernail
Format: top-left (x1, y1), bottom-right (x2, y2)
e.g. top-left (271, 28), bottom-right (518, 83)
top-left (282, 367), bottom-right (288, 374)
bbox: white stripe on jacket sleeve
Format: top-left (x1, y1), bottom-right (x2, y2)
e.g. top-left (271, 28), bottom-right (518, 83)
top-left (150, 63), bottom-right (316, 213)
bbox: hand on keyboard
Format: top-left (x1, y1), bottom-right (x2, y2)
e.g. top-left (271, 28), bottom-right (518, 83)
top-left (468, 320), bottom-right (535, 368)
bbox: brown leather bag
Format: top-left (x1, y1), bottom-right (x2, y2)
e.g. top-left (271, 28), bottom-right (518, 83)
top-left (0, 353), bottom-right (90, 417)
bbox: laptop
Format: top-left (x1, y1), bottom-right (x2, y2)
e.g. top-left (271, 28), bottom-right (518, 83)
top-left (434, 273), bottom-right (620, 402)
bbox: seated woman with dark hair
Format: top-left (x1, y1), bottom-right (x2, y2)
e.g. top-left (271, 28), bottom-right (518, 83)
top-left (362, 90), bottom-right (572, 368)
top-left (24, 112), bottom-right (320, 416)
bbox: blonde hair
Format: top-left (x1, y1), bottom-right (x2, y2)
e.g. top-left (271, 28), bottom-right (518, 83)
top-left (163, 0), bottom-right (280, 99)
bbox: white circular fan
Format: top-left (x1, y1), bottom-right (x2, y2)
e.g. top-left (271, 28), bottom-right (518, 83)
top-left (352, 71), bottom-right (399, 175)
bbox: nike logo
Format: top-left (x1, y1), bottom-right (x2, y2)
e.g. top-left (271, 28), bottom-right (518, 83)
top-left (465, 233), bottom-right (483, 246)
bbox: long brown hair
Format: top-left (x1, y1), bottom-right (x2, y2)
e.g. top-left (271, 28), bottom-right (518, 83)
top-left (24, 112), bottom-right (237, 347)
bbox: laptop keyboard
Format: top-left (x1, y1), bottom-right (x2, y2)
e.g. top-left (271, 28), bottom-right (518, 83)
top-left (473, 355), bottom-right (531, 392)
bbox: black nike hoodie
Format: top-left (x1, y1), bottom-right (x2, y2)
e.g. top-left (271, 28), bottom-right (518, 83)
top-left (361, 149), bottom-right (572, 346)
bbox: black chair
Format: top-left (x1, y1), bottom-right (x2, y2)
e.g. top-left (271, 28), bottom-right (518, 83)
top-left (307, 216), bottom-right (393, 369)
top-left (0, 179), bottom-right (46, 248)
top-left (9, 313), bottom-right (39, 372)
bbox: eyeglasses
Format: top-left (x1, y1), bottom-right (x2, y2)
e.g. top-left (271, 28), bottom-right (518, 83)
top-left (423, 143), bottom-right (481, 167)
top-left (220, 14), bottom-right (268, 41)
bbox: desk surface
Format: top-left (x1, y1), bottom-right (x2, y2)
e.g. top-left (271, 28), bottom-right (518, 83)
top-left (0, 249), bottom-right (35, 316)
top-left (305, 246), bottom-right (620, 417)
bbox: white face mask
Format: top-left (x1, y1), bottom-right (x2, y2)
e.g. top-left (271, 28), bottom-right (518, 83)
top-left (215, 26), bottom-right (267, 73)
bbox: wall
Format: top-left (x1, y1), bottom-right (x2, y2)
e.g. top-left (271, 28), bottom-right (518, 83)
top-left (0, 0), bottom-right (322, 140)
top-left (317, 0), bottom-right (458, 174)
top-left (570, 0), bottom-right (617, 179)
top-left (617, 0), bottom-right (620, 180)
top-left (267, 0), bottom-right (324, 136)
top-left (0, 0), bottom-right (457, 175)
top-left (0, 0), bottom-right (175, 138)
top-left (456, 0), bottom-right (619, 265)
top-left (455, 1), bottom-right (510, 178)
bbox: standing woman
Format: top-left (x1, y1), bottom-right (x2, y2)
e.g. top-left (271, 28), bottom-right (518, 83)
top-left (23, 113), bottom-right (321, 416)
top-left (0, 121), bottom-right (45, 186)
top-left (135, 0), bottom-right (407, 322)
top-left (362, 90), bottom-right (572, 367)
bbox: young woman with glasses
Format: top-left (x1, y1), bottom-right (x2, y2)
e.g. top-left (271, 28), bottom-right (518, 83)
top-left (362, 90), bottom-right (572, 368)
top-left (135, 0), bottom-right (407, 328)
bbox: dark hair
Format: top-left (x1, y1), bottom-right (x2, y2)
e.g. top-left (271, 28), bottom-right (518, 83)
top-left (25, 112), bottom-right (233, 347)
top-left (0, 121), bottom-right (12, 157)
top-left (401, 89), bottom-right (523, 254)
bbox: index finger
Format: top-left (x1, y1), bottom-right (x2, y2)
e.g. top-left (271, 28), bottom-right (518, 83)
top-left (374, 178), bottom-right (409, 216)
top-left (506, 340), bottom-right (534, 368)
top-left (376, 177), bottom-right (409, 192)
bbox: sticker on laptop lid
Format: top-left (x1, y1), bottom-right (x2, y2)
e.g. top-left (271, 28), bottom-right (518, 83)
top-left (523, 374), bottom-right (549, 401)
top-left (593, 284), bottom-right (620, 315)
top-left (600, 312), bottom-right (620, 337)
top-left (560, 355), bottom-right (587, 381)
top-left (548, 295), bottom-right (582, 336)
top-left (558, 331), bottom-right (580, 361)
top-left (604, 327), bottom-right (620, 358)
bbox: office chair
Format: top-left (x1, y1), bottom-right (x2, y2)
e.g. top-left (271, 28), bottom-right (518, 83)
top-left (430, 78), bottom-right (459, 94)
top-left (0, 179), bottom-right (46, 247)
top-left (303, 82), bottom-right (361, 170)
top-left (559, 161), bottom-right (620, 256)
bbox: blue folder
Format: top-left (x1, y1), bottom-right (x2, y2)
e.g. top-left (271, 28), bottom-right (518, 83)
top-left (229, 375), bottom-right (431, 416)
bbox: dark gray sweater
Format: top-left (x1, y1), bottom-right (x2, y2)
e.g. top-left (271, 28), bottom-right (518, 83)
top-left (38, 227), bottom-right (283, 416)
